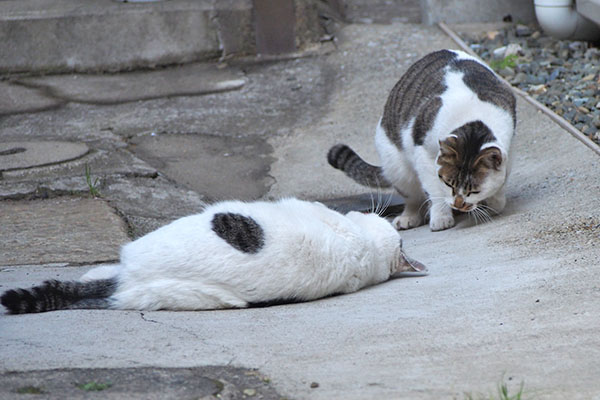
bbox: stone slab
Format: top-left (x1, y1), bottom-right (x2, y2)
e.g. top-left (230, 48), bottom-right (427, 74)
top-left (0, 82), bottom-right (63, 116)
top-left (129, 134), bottom-right (275, 202)
top-left (19, 63), bottom-right (246, 105)
top-left (0, 141), bottom-right (89, 171)
top-left (104, 176), bottom-right (207, 238)
top-left (0, 0), bottom-right (224, 73)
top-left (0, 367), bottom-right (282, 400)
top-left (0, 197), bottom-right (129, 266)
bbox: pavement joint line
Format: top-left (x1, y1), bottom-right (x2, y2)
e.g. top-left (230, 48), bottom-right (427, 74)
top-left (438, 21), bottom-right (600, 157)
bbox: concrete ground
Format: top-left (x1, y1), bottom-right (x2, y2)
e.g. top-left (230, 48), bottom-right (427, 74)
top-left (1, 16), bottom-right (599, 400)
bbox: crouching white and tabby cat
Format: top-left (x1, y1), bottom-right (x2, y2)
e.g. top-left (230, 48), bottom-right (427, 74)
top-left (1, 198), bottom-right (425, 314)
top-left (328, 49), bottom-right (516, 231)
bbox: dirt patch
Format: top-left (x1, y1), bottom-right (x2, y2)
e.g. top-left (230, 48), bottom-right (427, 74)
top-left (0, 366), bottom-right (283, 400)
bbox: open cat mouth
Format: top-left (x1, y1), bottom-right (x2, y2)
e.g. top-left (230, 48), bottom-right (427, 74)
top-left (451, 204), bottom-right (475, 213)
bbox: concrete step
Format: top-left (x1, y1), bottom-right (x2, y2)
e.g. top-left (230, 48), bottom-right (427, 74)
top-left (0, 0), bottom-right (327, 74)
top-left (1, 0), bottom-right (227, 74)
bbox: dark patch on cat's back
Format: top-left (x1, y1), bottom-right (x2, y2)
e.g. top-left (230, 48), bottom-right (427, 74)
top-left (413, 96), bottom-right (442, 145)
top-left (211, 213), bottom-right (265, 254)
top-left (453, 59), bottom-right (516, 126)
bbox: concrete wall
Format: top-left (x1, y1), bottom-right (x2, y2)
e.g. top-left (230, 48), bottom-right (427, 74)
top-left (420, 0), bottom-right (536, 25)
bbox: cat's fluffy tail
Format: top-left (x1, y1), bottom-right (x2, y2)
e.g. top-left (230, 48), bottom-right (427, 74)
top-left (327, 144), bottom-right (391, 188)
top-left (1, 278), bottom-right (117, 314)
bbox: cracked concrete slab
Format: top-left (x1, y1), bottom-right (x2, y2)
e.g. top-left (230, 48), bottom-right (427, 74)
top-left (0, 197), bottom-right (129, 266)
top-left (0, 148), bottom-right (158, 200)
top-left (18, 63), bottom-right (247, 105)
top-left (104, 176), bottom-right (207, 237)
top-left (0, 366), bottom-right (282, 400)
top-left (0, 82), bottom-right (63, 115)
top-left (130, 133), bottom-right (275, 202)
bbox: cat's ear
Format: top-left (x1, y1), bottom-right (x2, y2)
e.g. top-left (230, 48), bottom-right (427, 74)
top-left (474, 146), bottom-right (502, 170)
top-left (397, 249), bottom-right (427, 273)
top-left (438, 137), bottom-right (458, 158)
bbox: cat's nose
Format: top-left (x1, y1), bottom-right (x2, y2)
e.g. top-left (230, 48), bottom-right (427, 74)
top-left (453, 196), bottom-right (465, 209)
top-left (452, 196), bottom-right (473, 212)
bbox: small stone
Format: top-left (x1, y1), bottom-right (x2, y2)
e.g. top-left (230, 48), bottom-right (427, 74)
top-left (531, 31), bottom-right (541, 39)
top-left (310, 382), bottom-right (319, 389)
top-left (492, 46), bottom-right (507, 59)
top-left (526, 74), bottom-right (545, 85)
top-left (511, 72), bottom-right (527, 84)
top-left (573, 98), bottom-right (589, 107)
top-left (581, 73), bottom-right (596, 82)
top-left (578, 106), bottom-right (590, 114)
top-left (515, 24), bottom-right (533, 37)
top-left (505, 43), bottom-right (522, 57)
top-left (243, 388), bottom-right (256, 396)
top-left (569, 41), bottom-right (585, 51)
top-left (486, 30), bottom-right (501, 41)
top-left (581, 124), bottom-right (593, 134)
top-left (530, 84), bottom-right (547, 95)
top-left (499, 66), bottom-right (515, 78)
top-left (548, 68), bottom-right (561, 81)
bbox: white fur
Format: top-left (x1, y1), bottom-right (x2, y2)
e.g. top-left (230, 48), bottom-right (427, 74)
top-left (84, 199), bottom-right (407, 311)
top-left (376, 50), bottom-right (514, 231)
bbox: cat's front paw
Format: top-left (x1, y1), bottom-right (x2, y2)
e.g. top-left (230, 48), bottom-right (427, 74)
top-left (429, 215), bottom-right (455, 231)
top-left (392, 214), bottom-right (423, 230)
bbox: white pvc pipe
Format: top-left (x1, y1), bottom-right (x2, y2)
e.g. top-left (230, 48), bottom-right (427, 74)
top-left (534, 0), bottom-right (600, 40)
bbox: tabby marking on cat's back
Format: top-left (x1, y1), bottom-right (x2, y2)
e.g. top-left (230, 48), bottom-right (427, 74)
top-left (211, 213), bottom-right (265, 254)
top-left (413, 96), bottom-right (442, 145)
top-left (382, 50), bottom-right (455, 148)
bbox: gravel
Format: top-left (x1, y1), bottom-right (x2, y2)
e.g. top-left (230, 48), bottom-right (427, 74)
top-left (459, 23), bottom-right (600, 148)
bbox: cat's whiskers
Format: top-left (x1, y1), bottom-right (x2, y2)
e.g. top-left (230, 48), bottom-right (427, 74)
top-left (469, 205), bottom-right (493, 226)
top-left (376, 191), bottom-right (394, 217)
top-left (368, 176), bottom-right (394, 217)
top-left (478, 203), bottom-right (498, 215)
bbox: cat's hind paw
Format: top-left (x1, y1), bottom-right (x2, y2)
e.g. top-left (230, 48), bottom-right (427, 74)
top-left (429, 215), bottom-right (455, 231)
top-left (392, 214), bottom-right (423, 230)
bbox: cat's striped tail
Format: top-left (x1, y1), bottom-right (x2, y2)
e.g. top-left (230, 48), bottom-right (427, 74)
top-left (327, 144), bottom-right (391, 188)
top-left (1, 278), bottom-right (117, 314)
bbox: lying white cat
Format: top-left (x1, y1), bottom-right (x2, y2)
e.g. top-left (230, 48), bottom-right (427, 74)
top-left (2, 198), bottom-right (425, 313)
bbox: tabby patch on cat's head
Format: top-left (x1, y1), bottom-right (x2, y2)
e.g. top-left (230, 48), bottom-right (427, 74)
top-left (436, 121), bottom-right (504, 211)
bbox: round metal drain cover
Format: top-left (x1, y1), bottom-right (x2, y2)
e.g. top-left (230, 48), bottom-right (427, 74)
top-left (0, 141), bottom-right (89, 171)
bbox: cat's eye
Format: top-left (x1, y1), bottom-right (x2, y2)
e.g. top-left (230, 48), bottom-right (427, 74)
top-left (468, 191), bottom-right (481, 196)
